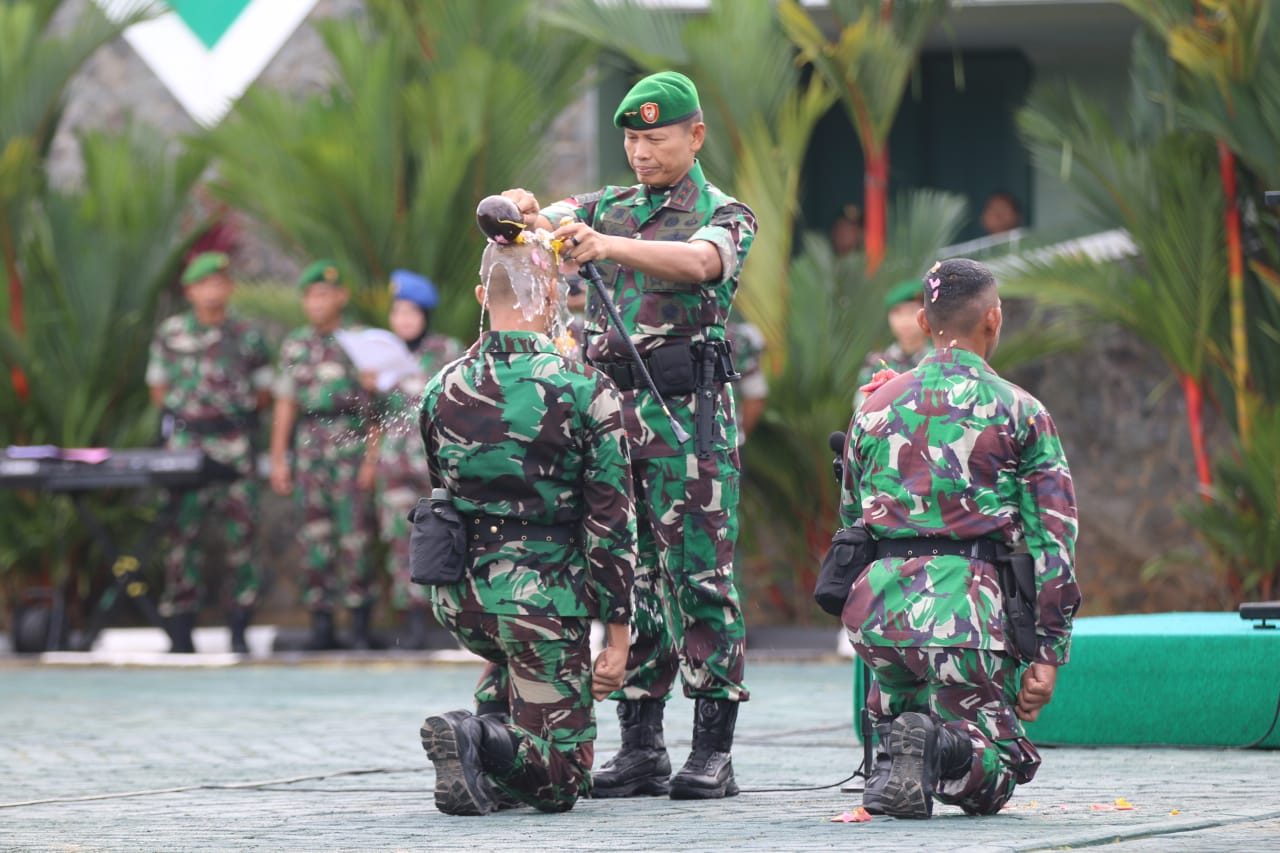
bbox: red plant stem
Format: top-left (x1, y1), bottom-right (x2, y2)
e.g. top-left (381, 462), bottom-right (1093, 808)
top-left (1179, 373), bottom-right (1212, 497)
top-left (0, 207), bottom-right (29, 401)
top-left (1218, 140), bottom-right (1251, 446)
top-left (864, 146), bottom-right (889, 275)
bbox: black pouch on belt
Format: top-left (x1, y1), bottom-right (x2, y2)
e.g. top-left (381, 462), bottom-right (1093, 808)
top-left (998, 552), bottom-right (1038, 662)
top-left (813, 519), bottom-right (876, 617)
top-left (409, 489), bottom-right (466, 586)
top-left (646, 340), bottom-right (697, 396)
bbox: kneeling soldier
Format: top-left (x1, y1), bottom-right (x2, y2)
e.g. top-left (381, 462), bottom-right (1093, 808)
top-left (418, 232), bottom-right (637, 815)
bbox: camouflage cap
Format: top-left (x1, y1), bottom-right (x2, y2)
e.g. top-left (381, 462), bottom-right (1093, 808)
top-left (884, 279), bottom-right (923, 310)
top-left (181, 251), bottom-right (230, 286)
top-left (390, 269), bottom-right (439, 311)
top-left (614, 70), bottom-right (700, 130)
top-left (297, 259), bottom-right (343, 290)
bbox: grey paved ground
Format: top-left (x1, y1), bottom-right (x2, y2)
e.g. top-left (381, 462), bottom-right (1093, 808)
top-left (1, 657), bottom-right (1278, 852)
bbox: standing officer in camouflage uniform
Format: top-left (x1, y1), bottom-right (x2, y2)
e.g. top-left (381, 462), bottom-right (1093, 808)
top-left (269, 260), bottom-right (378, 651)
top-left (359, 269), bottom-right (461, 648)
top-left (147, 252), bottom-right (272, 654)
top-left (839, 258), bottom-right (1080, 819)
top-left (504, 69), bottom-right (757, 800)
top-left (419, 235), bottom-right (636, 815)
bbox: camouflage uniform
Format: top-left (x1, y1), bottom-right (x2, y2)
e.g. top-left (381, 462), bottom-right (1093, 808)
top-left (146, 311), bottom-right (271, 614)
top-left (840, 346), bottom-right (1080, 814)
top-left (421, 329), bottom-right (636, 812)
top-left (275, 327), bottom-right (376, 611)
top-left (853, 342), bottom-right (929, 410)
top-left (374, 333), bottom-right (461, 611)
top-left (542, 160), bottom-right (756, 704)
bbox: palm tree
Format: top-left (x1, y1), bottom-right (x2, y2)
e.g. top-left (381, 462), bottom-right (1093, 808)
top-left (198, 0), bottom-right (598, 338)
top-left (0, 0), bottom-right (153, 398)
top-left (537, 0), bottom-right (837, 369)
top-left (778, 0), bottom-right (948, 274)
top-left (1120, 0), bottom-right (1276, 448)
top-left (1013, 42), bottom-right (1228, 495)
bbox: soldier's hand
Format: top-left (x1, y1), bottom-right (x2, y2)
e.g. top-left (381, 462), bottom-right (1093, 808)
top-left (358, 370), bottom-right (378, 392)
top-left (1015, 662), bottom-right (1057, 722)
top-left (269, 459), bottom-right (292, 496)
top-left (501, 188), bottom-right (541, 229)
top-left (552, 221), bottom-right (609, 266)
top-left (591, 645), bottom-right (627, 700)
top-left (357, 459), bottom-right (376, 491)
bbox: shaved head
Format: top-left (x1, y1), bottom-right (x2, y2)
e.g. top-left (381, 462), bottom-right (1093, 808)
top-left (922, 258), bottom-right (998, 336)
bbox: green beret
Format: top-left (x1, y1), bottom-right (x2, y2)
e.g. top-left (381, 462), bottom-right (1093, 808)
top-left (297, 259), bottom-right (343, 290)
top-left (614, 71), bottom-right (701, 130)
top-left (883, 279), bottom-right (923, 310)
top-left (181, 252), bottom-right (230, 286)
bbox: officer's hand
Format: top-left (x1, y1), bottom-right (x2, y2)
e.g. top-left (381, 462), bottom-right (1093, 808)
top-left (357, 459), bottom-right (377, 491)
top-left (358, 370), bottom-right (378, 392)
top-left (269, 458), bottom-right (292, 496)
top-left (501, 188), bottom-right (541, 229)
top-left (552, 221), bottom-right (609, 266)
top-left (1015, 662), bottom-right (1058, 722)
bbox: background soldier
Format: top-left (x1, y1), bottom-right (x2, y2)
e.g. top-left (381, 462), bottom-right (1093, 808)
top-left (725, 313), bottom-right (768, 449)
top-left (147, 252), bottom-right (271, 654)
top-left (853, 279), bottom-right (930, 410)
top-left (504, 69), bottom-right (757, 800)
top-left (839, 258), bottom-right (1080, 819)
top-left (419, 235), bottom-right (636, 816)
top-left (269, 260), bottom-right (377, 651)
top-left (359, 269), bottom-right (461, 649)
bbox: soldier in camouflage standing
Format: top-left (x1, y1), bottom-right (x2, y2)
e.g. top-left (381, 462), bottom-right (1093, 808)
top-left (838, 258), bottom-right (1081, 819)
top-left (504, 69), bottom-right (757, 800)
top-left (269, 260), bottom-right (378, 651)
top-left (418, 235), bottom-right (636, 815)
top-left (147, 252), bottom-right (272, 654)
top-left (359, 270), bottom-right (461, 649)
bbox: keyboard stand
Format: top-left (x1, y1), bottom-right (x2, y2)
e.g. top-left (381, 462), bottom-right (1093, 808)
top-left (55, 491), bottom-right (185, 651)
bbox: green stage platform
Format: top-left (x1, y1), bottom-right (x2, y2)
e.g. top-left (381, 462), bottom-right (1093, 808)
top-left (852, 612), bottom-right (1280, 749)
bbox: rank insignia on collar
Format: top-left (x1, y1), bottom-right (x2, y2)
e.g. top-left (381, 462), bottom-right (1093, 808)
top-left (640, 102), bottom-right (659, 124)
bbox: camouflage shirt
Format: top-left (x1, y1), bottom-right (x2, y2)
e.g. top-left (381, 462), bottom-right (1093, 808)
top-left (420, 330), bottom-right (636, 623)
top-left (146, 311), bottom-right (272, 421)
top-left (840, 347), bottom-right (1080, 666)
top-left (274, 325), bottom-right (372, 455)
top-left (541, 160), bottom-right (757, 459)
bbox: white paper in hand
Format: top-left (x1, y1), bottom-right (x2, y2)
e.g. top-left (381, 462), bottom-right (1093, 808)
top-left (334, 329), bottom-right (420, 392)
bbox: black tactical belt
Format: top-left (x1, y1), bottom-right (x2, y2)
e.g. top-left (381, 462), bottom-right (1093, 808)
top-left (591, 339), bottom-right (735, 393)
top-left (875, 537), bottom-right (1010, 564)
top-left (466, 514), bottom-right (579, 548)
top-left (170, 414), bottom-right (254, 435)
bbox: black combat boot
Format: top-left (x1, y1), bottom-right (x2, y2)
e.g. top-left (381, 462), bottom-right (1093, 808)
top-left (305, 610), bottom-right (339, 651)
top-left (591, 699), bottom-right (671, 798)
top-left (228, 608), bottom-right (251, 655)
top-left (404, 607), bottom-right (430, 650)
top-left (474, 703), bottom-right (524, 810)
top-left (880, 712), bottom-right (973, 819)
top-left (348, 605), bottom-right (374, 651)
top-left (861, 719), bottom-right (894, 814)
top-left (669, 698), bottom-right (740, 800)
top-left (420, 710), bottom-right (497, 816)
top-left (169, 611), bottom-right (196, 654)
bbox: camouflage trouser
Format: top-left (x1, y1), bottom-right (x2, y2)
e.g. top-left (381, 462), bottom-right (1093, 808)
top-left (620, 449), bottom-right (749, 703)
top-left (160, 478), bottom-right (259, 615)
top-left (856, 644), bottom-right (1041, 815)
top-left (432, 606), bottom-right (595, 813)
top-left (294, 443), bottom-right (375, 611)
top-left (375, 472), bottom-right (429, 611)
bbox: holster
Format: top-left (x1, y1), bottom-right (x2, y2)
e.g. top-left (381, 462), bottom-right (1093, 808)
top-left (997, 552), bottom-right (1038, 662)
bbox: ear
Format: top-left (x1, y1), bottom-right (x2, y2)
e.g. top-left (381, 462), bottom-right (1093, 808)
top-left (474, 284), bottom-right (486, 307)
top-left (985, 304), bottom-right (1003, 336)
top-left (916, 307), bottom-right (933, 336)
top-left (689, 121), bottom-right (706, 153)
